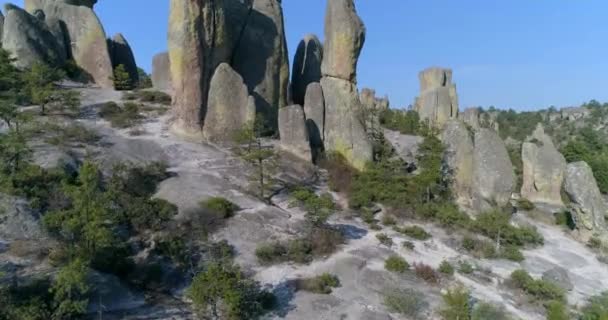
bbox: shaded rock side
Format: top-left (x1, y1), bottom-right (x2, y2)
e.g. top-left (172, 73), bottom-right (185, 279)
top-left (168, 0), bottom-right (250, 137)
top-left (0, 193), bottom-right (43, 242)
top-left (304, 82), bottom-right (325, 153)
top-left (233, 0), bottom-right (290, 131)
top-left (292, 34), bottom-right (323, 106)
top-left (202, 63), bottom-right (255, 143)
top-left (564, 161), bottom-right (608, 235)
top-left (472, 128), bottom-right (515, 212)
top-left (459, 107), bottom-right (480, 130)
top-left (442, 120), bottom-right (474, 209)
top-left (2, 4), bottom-right (65, 69)
top-left (109, 33), bottom-right (139, 85)
top-left (0, 10), bottom-right (4, 45)
top-left (321, 0), bottom-right (365, 82)
top-left (152, 51), bottom-right (172, 93)
top-left (279, 104), bottom-right (312, 162)
top-left (321, 76), bottom-right (372, 171)
top-left (26, 0), bottom-right (113, 87)
top-left (521, 124), bottom-right (566, 206)
top-left (414, 67), bottom-right (459, 128)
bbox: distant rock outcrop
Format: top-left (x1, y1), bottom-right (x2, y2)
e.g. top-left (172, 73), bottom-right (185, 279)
top-left (414, 67), bottom-right (459, 129)
top-left (152, 51), bottom-right (172, 93)
top-left (320, 0), bottom-right (372, 170)
top-left (202, 63), bottom-right (255, 143)
top-left (472, 128), bottom-right (515, 212)
top-left (442, 120), bottom-right (474, 209)
top-left (564, 161), bottom-right (608, 237)
top-left (360, 88), bottom-right (389, 111)
top-left (292, 34), bottom-right (323, 106)
top-left (304, 82), bottom-right (325, 158)
top-left (109, 33), bottom-right (138, 85)
top-left (2, 4), bottom-right (65, 69)
top-left (459, 107), bottom-right (481, 130)
top-left (25, 0), bottom-right (113, 87)
top-left (279, 105), bottom-right (312, 162)
top-left (521, 124), bottom-right (566, 206)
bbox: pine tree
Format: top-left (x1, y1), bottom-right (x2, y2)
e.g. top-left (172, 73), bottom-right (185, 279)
top-left (23, 62), bottom-right (75, 115)
top-left (113, 64), bottom-right (133, 90)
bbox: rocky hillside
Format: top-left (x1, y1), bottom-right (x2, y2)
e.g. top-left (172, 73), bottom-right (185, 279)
top-left (1, 1), bottom-right (608, 320)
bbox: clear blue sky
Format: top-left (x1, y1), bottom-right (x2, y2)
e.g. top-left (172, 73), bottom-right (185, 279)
top-left (12, 0), bottom-right (608, 110)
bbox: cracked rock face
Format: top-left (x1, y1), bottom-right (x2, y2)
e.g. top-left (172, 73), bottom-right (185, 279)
top-left (319, 0), bottom-right (372, 170)
top-left (564, 161), bottom-right (608, 236)
top-left (521, 124), bottom-right (566, 206)
top-left (168, 0), bottom-right (288, 137)
top-left (152, 52), bottom-right (172, 93)
top-left (414, 67), bottom-right (459, 129)
top-left (442, 120), bottom-right (474, 210)
top-left (279, 105), bottom-right (312, 162)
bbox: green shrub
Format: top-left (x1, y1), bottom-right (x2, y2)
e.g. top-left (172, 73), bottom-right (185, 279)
top-left (188, 263), bottom-right (274, 320)
top-left (588, 237), bottom-right (603, 250)
top-left (155, 235), bottom-right (189, 266)
top-left (289, 187), bottom-right (335, 225)
top-left (501, 246), bottom-right (525, 262)
top-left (413, 263), bottom-right (439, 284)
top-left (384, 255), bottom-right (409, 273)
top-left (295, 273), bottom-right (340, 294)
top-left (113, 64), bottom-right (133, 90)
top-left (99, 101), bottom-right (141, 128)
top-left (471, 302), bottom-right (510, 320)
top-left (440, 286), bottom-right (470, 320)
top-left (376, 233), bottom-right (393, 247)
top-left (381, 214), bottom-right (396, 226)
top-left (394, 225), bottom-right (431, 240)
top-left (545, 300), bottom-right (569, 320)
top-left (43, 123), bottom-right (100, 146)
top-left (458, 261), bottom-right (474, 274)
top-left (403, 241), bottom-right (415, 250)
top-left (438, 261), bottom-right (455, 276)
top-left (383, 288), bottom-right (428, 319)
top-left (379, 109), bottom-right (421, 135)
top-left (580, 291), bottom-right (608, 320)
top-left (200, 197), bottom-right (239, 219)
top-left (474, 210), bottom-right (543, 247)
top-left (318, 152), bottom-right (356, 193)
top-left (255, 227), bottom-right (343, 265)
top-left (461, 236), bottom-right (497, 259)
top-left (509, 269), bottom-right (565, 302)
top-left (554, 210), bottom-right (576, 230)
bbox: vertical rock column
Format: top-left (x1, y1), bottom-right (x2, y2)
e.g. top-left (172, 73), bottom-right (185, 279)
top-left (320, 0), bottom-right (372, 170)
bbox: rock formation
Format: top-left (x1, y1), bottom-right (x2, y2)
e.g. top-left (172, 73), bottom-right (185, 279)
top-left (442, 120), bottom-right (474, 209)
top-left (472, 128), bottom-right (515, 212)
top-left (459, 107), bottom-right (481, 130)
top-left (520, 124), bottom-right (566, 206)
top-left (320, 0), bottom-right (372, 170)
top-left (109, 33), bottom-right (139, 85)
top-left (2, 4), bottom-right (65, 69)
top-left (152, 52), bottom-right (172, 93)
top-left (360, 88), bottom-right (389, 111)
top-left (232, 0), bottom-right (289, 131)
top-left (279, 105), bottom-right (312, 162)
top-left (304, 82), bottom-right (325, 158)
top-left (0, 10), bottom-right (4, 45)
top-left (202, 63), bottom-right (255, 143)
top-left (292, 34), bottom-right (323, 106)
top-left (25, 0), bottom-right (113, 87)
top-left (564, 161), bottom-right (608, 237)
top-left (168, 0), bottom-right (288, 137)
top-left (414, 67), bottom-right (459, 128)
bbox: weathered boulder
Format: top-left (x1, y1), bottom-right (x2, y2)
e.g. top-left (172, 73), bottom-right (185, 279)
top-left (291, 34), bottom-right (323, 106)
top-left (279, 105), bottom-right (312, 162)
top-left (542, 267), bottom-right (573, 291)
top-left (459, 107), bottom-right (480, 130)
top-left (304, 82), bottom-right (325, 154)
top-left (472, 128), bottom-right (515, 212)
top-left (2, 4), bottom-right (65, 69)
top-left (109, 33), bottom-right (139, 85)
top-left (564, 161), bottom-right (608, 235)
top-left (414, 67), bottom-right (459, 129)
top-left (202, 63), bottom-right (255, 143)
top-left (152, 52), bottom-right (172, 93)
top-left (25, 0), bottom-right (113, 87)
top-left (442, 120), bottom-right (474, 209)
top-left (321, 77), bottom-right (372, 170)
top-left (0, 193), bottom-right (43, 242)
top-left (233, 0), bottom-right (289, 131)
top-left (521, 124), bottom-right (566, 206)
top-left (168, 0), bottom-right (250, 137)
top-left (26, 0), bottom-right (97, 9)
top-left (321, 0), bottom-right (365, 82)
